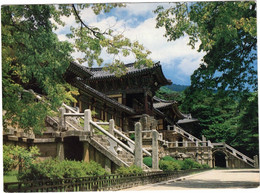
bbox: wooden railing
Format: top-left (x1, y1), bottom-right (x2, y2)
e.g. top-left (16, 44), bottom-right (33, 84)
top-left (4, 169), bottom-right (210, 192)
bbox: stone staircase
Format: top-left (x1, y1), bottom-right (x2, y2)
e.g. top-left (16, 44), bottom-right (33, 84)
top-left (212, 142), bottom-right (255, 168)
top-left (92, 134), bottom-right (135, 167)
top-left (168, 125), bottom-right (256, 168)
top-left (59, 104), bottom-right (151, 170)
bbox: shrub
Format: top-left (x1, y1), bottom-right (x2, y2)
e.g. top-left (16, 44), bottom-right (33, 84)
top-left (3, 145), bottom-right (40, 174)
top-left (161, 155), bottom-right (175, 162)
top-left (115, 165), bottom-right (143, 175)
top-left (159, 160), bottom-right (181, 171)
top-left (202, 164), bottom-right (210, 169)
top-left (143, 157), bottom-right (152, 168)
top-left (129, 133), bottom-right (135, 141)
top-left (181, 158), bottom-right (203, 170)
top-left (18, 159), bottom-right (108, 181)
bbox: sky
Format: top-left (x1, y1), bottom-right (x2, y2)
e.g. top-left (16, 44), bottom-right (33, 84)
top-left (1, 0), bottom-right (208, 86)
top-left (52, 1), bottom-right (206, 86)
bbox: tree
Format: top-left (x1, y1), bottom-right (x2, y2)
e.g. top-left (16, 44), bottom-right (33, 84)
top-left (155, 86), bottom-right (184, 103)
top-left (155, 1), bottom-right (258, 157)
top-left (2, 4), bottom-right (152, 133)
top-left (154, 1), bottom-right (257, 92)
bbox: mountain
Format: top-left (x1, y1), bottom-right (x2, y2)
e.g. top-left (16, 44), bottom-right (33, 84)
top-left (166, 84), bottom-right (189, 92)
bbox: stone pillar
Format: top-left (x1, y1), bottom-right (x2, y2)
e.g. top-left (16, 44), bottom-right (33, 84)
top-left (134, 122), bottom-right (143, 168)
top-left (184, 141), bottom-right (188, 147)
top-left (202, 135), bottom-right (206, 146)
top-left (105, 157), bottom-right (112, 173)
top-left (84, 109), bottom-right (92, 133)
top-left (140, 115), bottom-right (148, 130)
top-left (152, 130), bottom-right (159, 171)
top-left (57, 142), bottom-right (64, 160)
top-left (82, 142), bottom-right (90, 162)
top-left (59, 107), bottom-right (66, 131)
top-left (254, 155), bottom-right (259, 168)
top-left (225, 156), bottom-right (229, 168)
top-left (109, 119), bottom-right (115, 135)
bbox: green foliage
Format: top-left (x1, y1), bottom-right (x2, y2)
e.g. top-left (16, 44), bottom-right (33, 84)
top-left (159, 156), bottom-right (206, 171)
top-left (129, 133), bottom-right (135, 141)
top-left (201, 164), bottom-right (210, 169)
top-left (18, 159), bottom-right (108, 181)
top-left (3, 145), bottom-right (40, 174)
top-left (181, 88), bottom-right (258, 157)
top-left (115, 165), bottom-right (143, 175)
top-left (3, 170), bottom-right (19, 183)
top-left (159, 160), bottom-right (181, 171)
top-left (155, 86), bottom-right (184, 103)
top-left (159, 156), bottom-right (181, 171)
top-left (143, 157), bottom-right (152, 168)
top-left (181, 159), bottom-right (202, 170)
top-left (161, 155), bottom-right (175, 162)
top-left (2, 4), bottom-right (152, 134)
top-left (155, 1), bottom-right (257, 92)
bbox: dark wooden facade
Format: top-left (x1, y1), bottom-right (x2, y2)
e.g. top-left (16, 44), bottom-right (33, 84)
top-left (64, 62), bottom-right (190, 131)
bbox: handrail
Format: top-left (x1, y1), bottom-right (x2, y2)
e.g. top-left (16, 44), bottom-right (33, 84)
top-left (90, 120), bottom-right (134, 154)
top-left (172, 126), bottom-right (202, 143)
top-left (114, 128), bottom-right (151, 157)
top-left (63, 103), bottom-right (78, 113)
top-left (66, 121), bottom-right (79, 131)
top-left (224, 144), bottom-right (254, 163)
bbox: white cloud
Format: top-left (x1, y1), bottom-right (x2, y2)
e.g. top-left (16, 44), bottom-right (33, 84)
top-left (52, 3), bottom-right (205, 81)
top-left (177, 57), bottom-right (202, 76)
top-left (121, 16), bottom-right (205, 75)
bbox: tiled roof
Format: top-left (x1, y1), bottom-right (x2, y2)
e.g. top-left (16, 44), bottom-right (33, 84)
top-left (72, 77), bottom-right (135, 114)
top-left (153, 96), bottom-right (177, 109)
top-left (88, 62), bottom-right (172, 85)
top-left (89, 63), bottom-right (155, 79)
top-left (153, 102), bottom-right (174, 109)
top-left (177, 118), bottom-right (198, 124)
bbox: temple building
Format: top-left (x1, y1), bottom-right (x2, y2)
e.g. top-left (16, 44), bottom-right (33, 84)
top-left (3, 61), bottom-right (256, 171)
top-left (64, 61), bottom-right (192, 132)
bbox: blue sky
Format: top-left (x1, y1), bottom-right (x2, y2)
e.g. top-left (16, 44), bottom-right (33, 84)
top-left (6, 0), bottom-right (206, 85)
top-left (51, 2), bottom-right (206, 86)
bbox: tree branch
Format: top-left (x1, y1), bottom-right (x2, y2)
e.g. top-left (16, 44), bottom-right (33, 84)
top-left (72, 4), bottom-right (107, 39)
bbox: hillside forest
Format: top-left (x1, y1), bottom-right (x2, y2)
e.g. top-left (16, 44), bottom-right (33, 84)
top-left (156, 86), bottom-right (258, 158)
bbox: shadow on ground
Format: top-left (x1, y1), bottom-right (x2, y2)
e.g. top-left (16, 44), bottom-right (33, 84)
top-left (223, 170), bottom-right (259, 173)
top-left (158, 179), bottom-right (259, 189)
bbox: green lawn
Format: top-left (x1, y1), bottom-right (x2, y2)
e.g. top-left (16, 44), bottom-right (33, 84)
top-left (4, 170), bottom-right (19, 183)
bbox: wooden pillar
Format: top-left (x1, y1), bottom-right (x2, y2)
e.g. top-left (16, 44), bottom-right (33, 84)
top-left (144, 92), bottom-right (148, 114)
top-left (122, 93), bottom-right (126, 105)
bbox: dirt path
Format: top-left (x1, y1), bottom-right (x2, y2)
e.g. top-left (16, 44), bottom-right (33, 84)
top-left (123, 169), bottom-right (260, 190)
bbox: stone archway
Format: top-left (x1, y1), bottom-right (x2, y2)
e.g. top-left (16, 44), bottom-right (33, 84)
top-left (64, 136), bottom-right (84, 161)
top-left (213, 150), bottom-right (227, 168)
